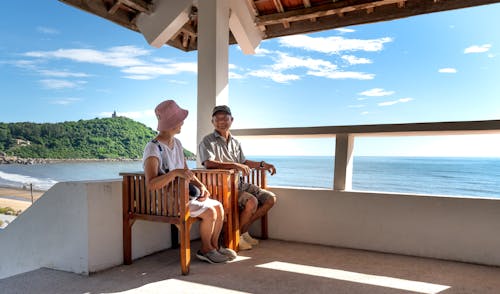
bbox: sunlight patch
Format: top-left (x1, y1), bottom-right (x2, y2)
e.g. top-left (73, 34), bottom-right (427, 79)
top-left (256, 261), bottom-right (450, 294)
top-left (105, 279), bottom-right (250, 293)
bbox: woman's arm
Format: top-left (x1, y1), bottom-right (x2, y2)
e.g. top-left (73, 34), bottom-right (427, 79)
top-left (184, 158), bottom-right (210, 198)
top-left (144, 156), bottom-right (189, 190)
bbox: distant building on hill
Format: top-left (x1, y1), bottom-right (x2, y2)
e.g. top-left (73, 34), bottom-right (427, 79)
top-left (112, 111), bottom-right (117, 118)
top-left (14, 139), bottom-right (30, 146)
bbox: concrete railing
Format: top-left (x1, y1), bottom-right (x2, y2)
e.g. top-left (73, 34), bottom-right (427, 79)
top-left (237, 120), bottom-right (500, 266)
top-left (232, 119), bottom-right (500, 191)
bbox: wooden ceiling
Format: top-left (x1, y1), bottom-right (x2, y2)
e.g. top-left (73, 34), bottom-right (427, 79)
top-left (59, 0), bottom-right (500, 52)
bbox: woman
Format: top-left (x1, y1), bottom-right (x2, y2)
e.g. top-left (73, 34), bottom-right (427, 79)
top-left (143, 99), bottom-right (236, 263)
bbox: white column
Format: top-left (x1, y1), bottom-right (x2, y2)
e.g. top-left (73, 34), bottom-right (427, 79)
top-left (197, 0), bottom-right (229, 166)
top-left (334, 134), bottom-right (354, 191)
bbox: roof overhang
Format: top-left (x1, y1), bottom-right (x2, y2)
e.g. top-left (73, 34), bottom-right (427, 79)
top-left (59, 0), bottom-right (500, 52)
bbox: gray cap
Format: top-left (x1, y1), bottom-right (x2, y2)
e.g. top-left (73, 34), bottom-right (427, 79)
top-left (212, 105), bottom-right (232, 116)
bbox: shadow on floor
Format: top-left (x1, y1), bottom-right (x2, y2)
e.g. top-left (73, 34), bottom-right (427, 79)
top-left (1, 239), bottom-right (500, 294)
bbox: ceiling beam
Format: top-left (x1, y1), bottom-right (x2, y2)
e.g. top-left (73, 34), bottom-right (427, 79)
top-left (59, 0), bottom-right (140, 31)
top-left (136, 0), bottom-right (191, 48)
top-left (262, 0), bottom-right (500, 39)
top-left (229, 0), bottom-right (263, 54)
top-left (257, 0), bottom-right (397, 26)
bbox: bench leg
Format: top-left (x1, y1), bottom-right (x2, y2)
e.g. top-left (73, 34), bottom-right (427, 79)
top-left (170, 224), bottom-right (179, 249)
top-left (178, 222), bottom-right (191, 275)
top-left (123, 218), bottom-right (132, 265)
top-left (261, 214), bottom-right (268, 240)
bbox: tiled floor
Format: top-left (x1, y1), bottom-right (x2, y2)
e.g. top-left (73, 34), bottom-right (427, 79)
top-left (2, 239), bottom-right (500, 293)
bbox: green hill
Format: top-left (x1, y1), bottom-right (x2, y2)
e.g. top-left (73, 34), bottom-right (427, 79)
top-left (0, 117), bottom-right (195, 160)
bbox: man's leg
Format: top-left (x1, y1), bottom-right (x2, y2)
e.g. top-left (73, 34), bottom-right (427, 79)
top-left (239, 191), bottom-right (258, 234)
top-left (249, 196), bottom-right (276, 224)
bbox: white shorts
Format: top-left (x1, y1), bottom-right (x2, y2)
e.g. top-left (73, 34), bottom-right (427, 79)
top-left (189, 197), bottom-right (222, 218)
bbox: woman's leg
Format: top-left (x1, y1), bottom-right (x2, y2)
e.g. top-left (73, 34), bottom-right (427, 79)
top-left (211, 203), bottom-right (224, 249)
top-left (198, 207), bottom-right (216, 253)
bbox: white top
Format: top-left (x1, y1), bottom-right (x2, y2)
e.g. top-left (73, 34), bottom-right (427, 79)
top-left (142, 138), bottom-right (184, 174)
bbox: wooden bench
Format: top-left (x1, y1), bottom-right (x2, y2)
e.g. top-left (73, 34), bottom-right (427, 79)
top-left (240, 167), bottom-right (269, 239)
top-left (121, 169), bottom-right (238, 275)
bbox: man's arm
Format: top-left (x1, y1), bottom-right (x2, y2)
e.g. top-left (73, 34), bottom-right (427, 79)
top-left (244, 159), bottom-right (277, 175)
top-left (203, 159), bottom-right (251, 176)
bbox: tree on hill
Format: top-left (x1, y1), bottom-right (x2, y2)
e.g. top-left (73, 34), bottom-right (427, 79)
top-left (0, 117), bottom-right (195, 160)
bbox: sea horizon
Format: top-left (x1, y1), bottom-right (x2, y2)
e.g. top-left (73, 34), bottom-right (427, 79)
top-left (0, 155), bottom-right (499, 199)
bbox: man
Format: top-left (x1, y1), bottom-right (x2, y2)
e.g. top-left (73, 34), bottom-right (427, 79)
top-left (199, 105), bottom-right (277, 250)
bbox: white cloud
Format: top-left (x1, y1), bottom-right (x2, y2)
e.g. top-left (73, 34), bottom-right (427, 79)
top-left (38, 69), bottom-right (90, 77)
top-left (378, 97), bottom-right (413, 106)
top-left (25, 46), bottom-right (150, 67)
top-left (37, 26), bottom-right (59, 34)
top-left (342, 55), bottom-right (372, 65)
top-left (123, 75), bottom-right (154, 80)
top-left (335, 28), bottom-right (355, 34)
top-left (308, 70), bottom-right (374, 80)
top-left (248, 70), bottom-right (300, 83)
top-left (464, 44), bottom-right (491, 54)
top-left (359, 88), bottom-right (394, 97)
top-left (272, 52), bottom-right (337, 71)
top-left (168, 79), bottom-right (189, 85)
top-left (12, 59), bottom-right (39, 69)
top-left (249, 53), bottom-right (375, 81)
top-left (49, 97), bottom-right (81, 105)
top-left (278, 35), bottom-right (393, 54)
top-left (229, 72), bottom-right (245, 79)
top-left (122, 62), bottom-right (196, 76)
top-left (39, 79), bottom-right (86, 89)
top-left (254, 47), bottom-right (272, 55)
top-left (438, 68), bottom-right (457, 73)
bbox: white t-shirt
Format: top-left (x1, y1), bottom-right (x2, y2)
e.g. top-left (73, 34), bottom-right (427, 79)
top-left (142, 137), bottom-right (221, 218)
top-left (142, 138), bottom-right (185, 174)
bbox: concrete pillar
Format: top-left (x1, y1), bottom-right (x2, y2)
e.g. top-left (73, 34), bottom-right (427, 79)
top-left (197, 0), bottom-right (229, 166)
top-left (334, 134), bottom-right (354, 191)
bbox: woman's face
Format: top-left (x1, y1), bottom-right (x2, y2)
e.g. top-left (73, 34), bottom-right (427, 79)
top-left (171, 121), bottom-right (184, 134)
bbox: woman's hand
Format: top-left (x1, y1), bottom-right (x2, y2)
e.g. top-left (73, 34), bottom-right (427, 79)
top-left (173, 168), bottom-right (194, 180)
top-left (196, 185), bottom-right (210, 201)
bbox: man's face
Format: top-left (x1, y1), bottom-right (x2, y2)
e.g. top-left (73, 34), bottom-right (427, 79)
top-left (212, 112), bottom-right (233, 133)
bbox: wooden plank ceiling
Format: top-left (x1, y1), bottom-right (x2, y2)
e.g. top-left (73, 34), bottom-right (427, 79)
top-left (59, 0), bottom-right (500, 52)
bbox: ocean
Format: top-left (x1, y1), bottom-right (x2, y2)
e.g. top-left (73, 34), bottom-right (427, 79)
top-left (0, 156), bottom-right (499, 199)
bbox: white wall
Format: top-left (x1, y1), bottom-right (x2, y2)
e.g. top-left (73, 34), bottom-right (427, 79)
top-left (0, 182), bottom-right (89, 279)
top-left (263, 187), bottom-right (500, 266)
top-left (0, 180), bottom-right (177, 279)
top-left (3, 180), bottom-right (500, 280)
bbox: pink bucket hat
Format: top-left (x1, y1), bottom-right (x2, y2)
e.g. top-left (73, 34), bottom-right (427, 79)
top-left (154, 100), bottom-right (188, 131)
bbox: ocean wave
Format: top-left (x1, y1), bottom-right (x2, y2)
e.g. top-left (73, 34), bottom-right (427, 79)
top-left (0, 171), bottom-right (57, 191)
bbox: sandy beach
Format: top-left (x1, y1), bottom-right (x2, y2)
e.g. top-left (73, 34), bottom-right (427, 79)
top-left (0, 187), bottom-right (44, 212)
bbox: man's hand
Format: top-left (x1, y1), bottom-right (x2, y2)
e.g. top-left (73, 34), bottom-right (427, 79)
top-left (235, 162), bottom-right (251, 176)
top-left (262, 162), bottom-right (277, 176)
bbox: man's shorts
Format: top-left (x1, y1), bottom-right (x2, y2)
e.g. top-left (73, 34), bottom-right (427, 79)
top-left (238, 181), bottom-right (276, 210)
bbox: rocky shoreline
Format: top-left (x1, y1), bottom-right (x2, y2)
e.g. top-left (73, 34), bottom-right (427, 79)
top-left (0, 155), bottom-right (141, 165)
top-left (0, 154), bottom-right (197, 165)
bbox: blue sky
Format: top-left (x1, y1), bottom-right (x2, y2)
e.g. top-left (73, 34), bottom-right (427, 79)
top-left (1, 1), bottom-right (500, 157)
